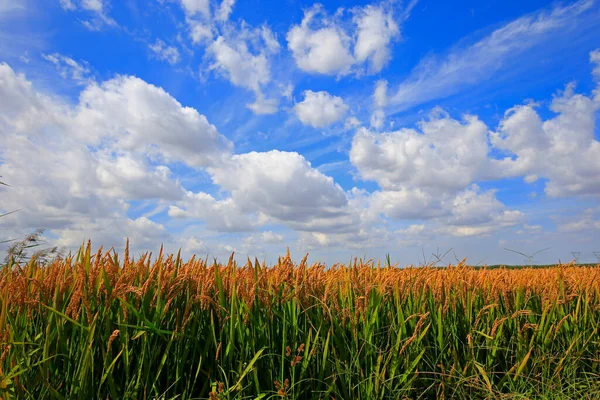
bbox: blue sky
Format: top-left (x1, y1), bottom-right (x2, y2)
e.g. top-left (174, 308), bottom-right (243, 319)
top-left (0, 0), bottom-right (599, 266)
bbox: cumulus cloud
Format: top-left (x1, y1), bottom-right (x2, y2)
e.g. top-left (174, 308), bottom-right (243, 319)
top-left (0, 62), bottom-right (379, 257)
top-left (149, 39), bottom-right (181, 65)
top-left (75, 75), bottom-right (232, 167)
top-left (349, 109), bottom-right (526, 235)
top-left (351, 109), bottom-right (494, 193)
top-left (294, 90), bottom-right (348, 128)
top-left (349, 51), bottom-right (600, 239)
top-left (0, 62), bottom-right (231, 252)
top-left (168, 150), bottom-right (376, 241)
top-left (207, 150), bottom-right (348, 224)
top-left (367, 184), bottom-right (524, 237)
top-left (286, 2), bottom-right (400, 76)
top-left (286, 4), bottom-right (354, 76)
top-left (208, 36), bottom-right (270, 93)
top-left (354, 51), bottom-right (600, 199)
top-left (491, 77), bottom-right (600, 197)
top-left (369, 188), bottom-right (443, 220)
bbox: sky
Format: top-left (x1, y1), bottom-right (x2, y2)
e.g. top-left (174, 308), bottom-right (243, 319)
top-left (0, 0), bottom-right (599, 266)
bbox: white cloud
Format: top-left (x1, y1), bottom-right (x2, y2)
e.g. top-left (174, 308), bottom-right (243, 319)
top-left (260, 230), bottom-right (284, 243)
top-left (247, 94), bottom-right (279, 115)
top-left (207, 150), bottom-right (348, 225)
top-left (239, 230), bottom-right (286, 257)
top-left (0, 63), bottom-right (232, 252)
top-left (280, 83), bottom-right (294, 100)
top-left (168, 191), bottom-right (255, 232)
top-left (294, 90), bottom-right (348, 128)
top-left (491, 77), bottom-right (600, 197)
top-left (369, 188), bottom-right (443, 220)
top-left (75, 75), bottom-right (232, 167)
top-left (181, 0), bottom-right (210, 18)
top-left (353, 4), bottom-right (399, 74)
top-left (149, 39), bottom-right (181, 65)
top-left (389, 0), bottom-right (595, 112)
top-left (373, 79), bottom-right (387, 108)
top-left (286, 3), bottom-right (400, 76)
top-left (558, 208), bottom-right (600, 232)
top-left (55, 217), bottom-right (170, 252)
top-left (344, 116), bottom-right (361, 129)
top-left (350, 109), bottom-right (494, 193)
top-left (59, 0), bottom-right (76, 10)
top-left (190, 22), bottom-right (213, 44)
top-left (260, 25), bottom-right (281, 53)
top-left (286, 4), bottom-right (354, 76)
top-left (354, 51), bottom-right (600, 200)
top-left (208, 36), bottom-right (270, 93)
top-left (216, 0), bottom-right (235, 21)
top-left (441, 186), bottom-right (524, 232)
top-left (60, 0), bottom-right (117, 29)
top-left (369, 109), bottom-right (385, 129)
top-left (175, 0), bottom-right (282, 115)
top-left (94, 152), bottom-right (183, 200)
top-left (206, 26), bottom-right (281, 114)
top-left (82, 0), bottom-right (103, 12)
top-left (350, 107), bottom-right (528, 234)
top-left (590, 49), bottom-right (600, 102)
top-left (181, 236), bottom-right (235, 259)
top-left (592, 49), bottom-right (600, 78)
top-left (42, 53), bottom-right (92, 84)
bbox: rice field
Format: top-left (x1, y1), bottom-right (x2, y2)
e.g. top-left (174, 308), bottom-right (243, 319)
top-left (1, 242), bottom-right (600, 399)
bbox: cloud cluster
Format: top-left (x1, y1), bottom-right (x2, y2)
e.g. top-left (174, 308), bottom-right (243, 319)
top-left (351, 109), bottom-right (494, 193)
top-left (491, 82), bottom-right (600, 197)
top-left (0, 62), bottom-right (232, 251)
top-left (175, 0), bottom-right (282, 114)
top-left (349, 51), bottom-right (600, 238)
top-left (0, 62), bottom-right (376, 257)
top-left (287, 3), bottom-right (400, 76)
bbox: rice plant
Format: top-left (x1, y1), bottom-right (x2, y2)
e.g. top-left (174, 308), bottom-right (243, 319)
top-left (1, 242), bottom-right (599, 399)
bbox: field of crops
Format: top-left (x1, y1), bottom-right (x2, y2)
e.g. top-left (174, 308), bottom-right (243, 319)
top-left (1, 243), bottom-right (600, 399)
